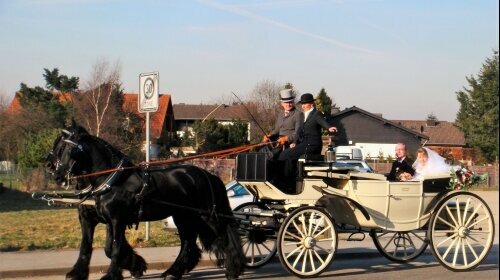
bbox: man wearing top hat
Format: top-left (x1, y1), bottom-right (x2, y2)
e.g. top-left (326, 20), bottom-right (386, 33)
top-left (262, 89), bottom-right (304, 159)
top-left (278, 93), bottom-right (337, 190)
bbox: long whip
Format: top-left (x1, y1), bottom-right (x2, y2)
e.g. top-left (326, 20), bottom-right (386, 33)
top-left (231, 91), bottom-right (268, 136)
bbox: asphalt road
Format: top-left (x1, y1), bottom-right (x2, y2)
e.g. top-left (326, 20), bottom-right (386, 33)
top-left (2, 191), bottom-right (498, 279)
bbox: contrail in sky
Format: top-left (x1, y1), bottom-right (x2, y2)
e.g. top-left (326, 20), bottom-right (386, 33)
top-left (198, 0), bottom-right (382, 56)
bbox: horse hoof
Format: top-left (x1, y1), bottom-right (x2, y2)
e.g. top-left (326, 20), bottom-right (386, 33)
top-left (164, 275), bottom-right (181, 280)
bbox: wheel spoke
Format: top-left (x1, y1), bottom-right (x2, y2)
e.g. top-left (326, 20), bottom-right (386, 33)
top-left (436, 232), bottom-right (458, 247)
top-left (437, 215), bottom-right (457, 230)
top-left (291, 246), bottom-right (306, 267)
top-left (462, 198), bottom-right (471, 226)
top-left (287, 245), bottom-right (304, 264)
top-left (285, 230), bottom-right (303, 242)
top-left (301, 248), bottom-right (308, 273)
top-left (383, 233), bottom-right (397, 251)
top-left (461, 239), bottom-right (468, 266)
top-left (261, 242), bottom-right (273, 253)
top-left (452, 237), bottom-right (461, 266)
top-left (308, 250), bottom-right (316, 271)
top-left (441, 234), bottom-right (458, 258)
top-left (467, 216), bottom-right (490, 230)
top-left (464, 238), bottom-right (479, 260)
top-left (405, 233), bottom-right (418, 250)
top-left (255, 242), bottom-right (263, 256)
top-left (464, 204), bottom-right (483, 228)
top-left (455, 198), bottom-right (463, 227)
top-left (313, 224), bottom-right (332, 239)
top-left (445, 204), bottom-right (460, 228)
top-left (292, 220), bottom-right (306, 239)
top-left (409, 231), bottom-right (426, 242)
top-left (313, 249), bottom-right (326, 266)
top-left (300, 213), bottom-right (308, 238)
top-left (311, 216), bottom-right (324, 237)
top-left (313, 243), bottom-right (332, 254)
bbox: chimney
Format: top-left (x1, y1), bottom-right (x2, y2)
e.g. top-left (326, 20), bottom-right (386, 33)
top-left (426, 113), bottom-right (438, 126)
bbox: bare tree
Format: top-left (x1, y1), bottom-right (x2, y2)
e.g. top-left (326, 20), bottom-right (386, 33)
top-left (245, 80), bottom-right (290, 142)
top-left (74, 59), bottom-right (122, 138)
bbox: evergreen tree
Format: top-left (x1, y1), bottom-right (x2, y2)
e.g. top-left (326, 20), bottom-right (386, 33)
top-left (193, 119), bottom-right (248, 153)
top-left (456, 51), bottom-right (499, 162)
top-left (43, 68), bottom-right (79, 92)
top-left (315, 88), bottom-right (334, 117)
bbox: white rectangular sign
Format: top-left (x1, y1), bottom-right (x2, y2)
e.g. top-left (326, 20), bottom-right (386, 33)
top-left (139, 72), bottom-right (159, 113)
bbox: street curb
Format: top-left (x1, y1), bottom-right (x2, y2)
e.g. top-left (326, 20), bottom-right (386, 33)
top-left (0, 250), bottom-right (390, 278)
top-left (0, 259), bottom-right (217, 279)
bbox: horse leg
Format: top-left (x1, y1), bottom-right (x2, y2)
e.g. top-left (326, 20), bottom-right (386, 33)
top-left (102, 220), bottom-right (147, 278)
top-left (118, 241), bottom-right (147, 278)
top-left (100, 220), bottom-right (126, 280)
top-left (162, 217), bottom-right (201, 280)
top-left (221, 223), bottom-right (246, 280)
top-left (66, 206), bottom-right (99, 280)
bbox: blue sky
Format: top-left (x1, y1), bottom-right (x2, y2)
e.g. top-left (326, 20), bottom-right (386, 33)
top-left (0, 0), bottom-right (498, 121)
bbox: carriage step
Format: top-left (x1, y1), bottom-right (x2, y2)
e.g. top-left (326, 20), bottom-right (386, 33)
top-left (345, 232), bottom-right (366, 241)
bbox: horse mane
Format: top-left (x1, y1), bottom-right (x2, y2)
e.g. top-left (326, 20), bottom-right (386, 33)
top-left (69, 124), bottom-right (131, 166)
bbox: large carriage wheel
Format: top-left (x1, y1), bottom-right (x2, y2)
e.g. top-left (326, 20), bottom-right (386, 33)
top-left (233, 202), bottom-right (278, 268)
top-left (429, 192), bottom-right (494, 271)
top-left (371, 229), bottom-right (428, 263)
top-left (277, 206), bottom-right (337, 278)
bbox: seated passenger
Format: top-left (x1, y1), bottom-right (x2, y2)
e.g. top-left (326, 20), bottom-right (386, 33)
top-left (401, 147), bottom-right (451, 181)
top-left (387, 143), bottom-right (415, 181)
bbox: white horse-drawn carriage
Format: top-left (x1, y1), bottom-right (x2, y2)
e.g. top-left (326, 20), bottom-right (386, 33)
top-left (233, 153), bottom-right (495, 278)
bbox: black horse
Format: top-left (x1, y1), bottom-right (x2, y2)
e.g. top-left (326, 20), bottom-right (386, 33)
top-left (45, 123), bottom-right (245, 280)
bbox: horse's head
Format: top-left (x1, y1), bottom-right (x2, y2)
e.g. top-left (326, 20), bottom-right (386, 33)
top-left (45, 122), bottom-right (90, 187)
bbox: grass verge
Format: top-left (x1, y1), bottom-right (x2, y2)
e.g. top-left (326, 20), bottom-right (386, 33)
top-left (0, 189), bottom-right (180, 252)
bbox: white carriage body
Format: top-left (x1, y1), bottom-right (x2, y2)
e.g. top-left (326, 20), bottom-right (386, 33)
top-left (239, 163), bottom-right (451, 231)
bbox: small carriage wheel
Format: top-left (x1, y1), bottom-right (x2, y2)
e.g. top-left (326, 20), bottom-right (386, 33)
top-left (277, 206), bottom-right (337, 278)
top-left (371, 229), bottom-right (428, 263)
top-left (233, 202), bottom-right (278, 268)
top-left (428, 192), bottom-right (495, 271)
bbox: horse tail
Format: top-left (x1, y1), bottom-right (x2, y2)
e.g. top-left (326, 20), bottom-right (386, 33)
top-left (198, 172), bottom-right (245, 279)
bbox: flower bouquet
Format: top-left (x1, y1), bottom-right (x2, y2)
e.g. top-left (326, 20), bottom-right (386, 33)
top-left (448, 166), bottom-right (487, 191)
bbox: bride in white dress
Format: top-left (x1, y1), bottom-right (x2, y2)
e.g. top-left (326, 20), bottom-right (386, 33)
top-left (411, 147), bottom-right (451, 180)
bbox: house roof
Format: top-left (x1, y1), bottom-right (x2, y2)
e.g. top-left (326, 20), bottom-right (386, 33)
top-left (332, 106), bottom-right (430, 140)
top-left (7, 92), bottom-right (172, 140)
top-left (7, 92), bottom-right (73, 113)
top-left (173, 103), bottom-right (251, 121)
top-left (122, 93), bottom-right (172, 139)
top-left (392, 120), bottom-right (466, 146)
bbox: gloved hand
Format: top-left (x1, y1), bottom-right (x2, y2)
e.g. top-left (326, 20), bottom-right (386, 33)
top-left (277, 136), bottom-right (288, 145)
top-left (262, 135), bottom-right (270, 142)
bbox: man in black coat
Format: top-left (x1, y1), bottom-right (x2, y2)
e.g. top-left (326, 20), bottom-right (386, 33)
top-left (277, 93), bottom-right (337, 192)
top-left (279, 93), bottom-right (337, 161)
top-left (387, 142), bottom-right (415, 181)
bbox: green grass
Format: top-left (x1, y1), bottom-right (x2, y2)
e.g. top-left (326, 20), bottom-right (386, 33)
top-left (0, 189), bottom-right (180, 252)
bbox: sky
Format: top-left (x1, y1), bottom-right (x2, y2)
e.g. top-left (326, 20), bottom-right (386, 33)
top-left (0, 0), bottom-right (498, 122)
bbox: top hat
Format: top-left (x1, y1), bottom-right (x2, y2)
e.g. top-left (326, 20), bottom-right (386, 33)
top-left (299, 93), bottom-right (315, 103)
top-left (280, 89), bottom-right (295, 102)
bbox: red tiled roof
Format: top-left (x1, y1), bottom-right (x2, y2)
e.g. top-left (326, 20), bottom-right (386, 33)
top-left (392, 120), bottom-right (465, 146)
top-left (7, 93), bottom-right (21, 113)
top-left (8, 92), bottom-right (172, 140)
top-left (173, 103), bottom-right (250, 121)
top-left (122, 93), bottom-right (172, 139)
top-left (8, 92), bottom-right (73, 114)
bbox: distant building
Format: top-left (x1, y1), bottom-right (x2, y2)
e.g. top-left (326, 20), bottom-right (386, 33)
top-left (330, 106), bottom-right (473, 163)
top-left (329, 106), bottom-right (429, 159)
top-left (173, 103), bottom-right (252, 140)
top-left (393, 118), bottom-right (474, 163)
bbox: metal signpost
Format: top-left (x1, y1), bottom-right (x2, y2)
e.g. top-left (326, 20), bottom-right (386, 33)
top-left (139, 72), bottom-right (159, 240)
